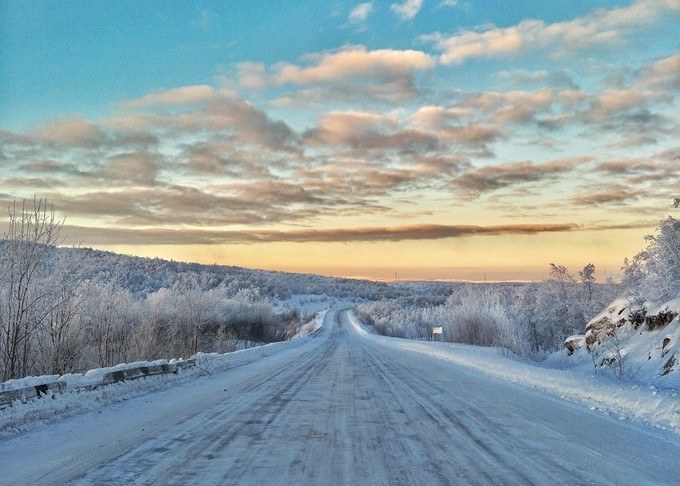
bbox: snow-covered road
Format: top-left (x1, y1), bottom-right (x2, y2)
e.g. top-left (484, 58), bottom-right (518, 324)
top-left (1, 307), bottom-right (679, 485)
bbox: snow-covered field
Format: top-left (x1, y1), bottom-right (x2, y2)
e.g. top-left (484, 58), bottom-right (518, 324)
top-left (0, 306), bottom-right (678, 484)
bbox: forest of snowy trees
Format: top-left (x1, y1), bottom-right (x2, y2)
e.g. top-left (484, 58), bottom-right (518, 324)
top-left (1, 198), bottom-right (678, 380)
top-left (356, 268), bottom-right (620, 358)
top-left (357, 216), bottom-right (680, 359)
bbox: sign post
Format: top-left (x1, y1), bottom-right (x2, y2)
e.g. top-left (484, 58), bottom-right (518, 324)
top-left (432, 326), bottom-right (443, 342)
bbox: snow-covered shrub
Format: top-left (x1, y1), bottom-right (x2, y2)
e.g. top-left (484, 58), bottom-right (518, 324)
top-left (444, 286), bottom-right (527, 356)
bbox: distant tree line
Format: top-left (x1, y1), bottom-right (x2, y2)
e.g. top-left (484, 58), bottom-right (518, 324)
top-left (356, 266), bottom-right (620, 359)
top-left (357, 217), bottom-right (680, 358)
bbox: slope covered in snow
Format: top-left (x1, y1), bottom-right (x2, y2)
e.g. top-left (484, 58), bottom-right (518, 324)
top-left (563, 297), bottom-right (679, 387)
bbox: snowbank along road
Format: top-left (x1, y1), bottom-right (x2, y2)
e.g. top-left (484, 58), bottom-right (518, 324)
top-left (1, 307), bottom-right (679, 485)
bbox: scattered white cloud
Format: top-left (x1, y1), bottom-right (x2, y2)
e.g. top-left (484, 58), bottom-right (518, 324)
top-left (273, 46), bottom-right (435, 85)
top-left (234, 46), bottom-right (434, 101)
top-left (125, 85), bottom-right (232, 108)
top-left (349, 2), bottom-right (374, 23)
top-left (424, 0), bottom-right (679, 64)
top-left (1, 2), bottom-right (678, 246)
top-left (391, 0), bottom-right (424, 21)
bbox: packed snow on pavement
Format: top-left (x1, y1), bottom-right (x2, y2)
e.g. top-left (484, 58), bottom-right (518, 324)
top-left (0, 307), bottom-right (677, 484)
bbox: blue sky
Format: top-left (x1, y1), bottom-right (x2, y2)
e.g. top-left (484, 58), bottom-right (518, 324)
top-left (1, 1), bottom-right (679, 280)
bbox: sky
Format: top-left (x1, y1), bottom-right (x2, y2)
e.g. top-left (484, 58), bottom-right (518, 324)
top-left (1, 0), bottom-right (679, 281)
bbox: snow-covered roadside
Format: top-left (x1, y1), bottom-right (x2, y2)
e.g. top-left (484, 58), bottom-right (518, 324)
top-left (348, 311), bottom-right (680, 434)
top-left (274, 294), bottom-right (335, 317)
top-left (0, 309), bottom-right (330, 438)
top-left (292, 309), bottom-right (328, 339)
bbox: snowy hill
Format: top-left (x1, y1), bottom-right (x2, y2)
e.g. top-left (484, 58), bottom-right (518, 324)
top-left (565, 298), bottom-right (679, 386)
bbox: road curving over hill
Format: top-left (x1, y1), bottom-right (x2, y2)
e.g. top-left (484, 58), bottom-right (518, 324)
top-left (1, 307), bottom-right (679, 485)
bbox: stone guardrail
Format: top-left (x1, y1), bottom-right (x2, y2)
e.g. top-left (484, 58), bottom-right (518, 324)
top-left (0, 359), bottom-right (195, 408)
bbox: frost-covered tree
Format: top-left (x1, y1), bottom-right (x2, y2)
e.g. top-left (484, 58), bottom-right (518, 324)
top-left (83, 283), bottom-right (135, 367)
top-left (579, 263), bottom-right (596, 303)
top-left (513, 283), bottom-right (541, 353)
top-left (643, 216), bottom-right (680, 300)
top-left (34, 253), bottom-right (86, 374)
top-left (621, 216), bottom-right (680, 303)
top-left (531, 264), bottom-right (581, 350)
top-left (0, 198), bottom-right (64, 380)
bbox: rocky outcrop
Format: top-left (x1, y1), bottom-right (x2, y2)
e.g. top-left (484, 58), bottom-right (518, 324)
top-left (565, 335), bottom-right (585, 356)
top-left (566, 297), bottom-right (680, 379)
top-left (646, 310), bottom-right (677, 330)
top-left (583, 299), bottom-right (630, 347)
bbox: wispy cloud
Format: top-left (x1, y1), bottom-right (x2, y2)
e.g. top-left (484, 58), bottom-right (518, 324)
top-left (450, 158), bottom-right (590, 198)
top-left (62, 222), bottom-right (579, 246)
top-left (391, 0), bottom-right (424, 21)
top-left (423, 0), bottom-right (679, 64)
top-left (349, 2), bottom-right (374, 23)
top-left (234, 45), bottom-right (435, 104)
top-left (124, 85), bottom-right (231, 108)
top-left (1, 20), bottom-right (677, 259)
top-left (304, 110), bottom-right (437, 152)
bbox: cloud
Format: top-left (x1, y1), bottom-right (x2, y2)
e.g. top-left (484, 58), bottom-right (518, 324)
top-left (273, 46), bottom-right (435, 85)
top-left (119, 90), bottom-right (299, 151)
top-left (445, 89), bottom-right (554, 121)
top-left (124, 85), bottom-right (232, 108)
top-left (636, 53), bottom-right (680, 91)
top-left (233, 46), bottom-right (435, 103)
top-left (450, 158), bottom-right (589, 197)
top-left (391, 0), bottom-right (424, 21)
top-left (408, 104), bottom-right (504, 149)
top-left (570, 186), bottom-right (642, 206)
top-left (3, 26), bottom-right (677, 259)
top-left (423, 0), bottom-right (679, 65)
top-left (303, 110), bottom-right (443, 155)
top-left (498, 69), bottom-right (580, 90)
top-left (349, 3), bottom-right (374, 23)
top-left (61, 222), bottom-right (578, 246)
top-left (593, 158), bottom-right (678, 186)
top-left (234, 62), bottom-right (268, 90)
top-left (410, 105), bottom-right (474, 129)
top-left (32, 118), bottom-right (108, 148)
top-left (586, 88), bottom-right (664, 122)
top-left (269, 76), bottom-right (422, 105)
top-left (55, 185), bottom-right (314, 227)
top-left (104, 152), bottom-right (162, 185)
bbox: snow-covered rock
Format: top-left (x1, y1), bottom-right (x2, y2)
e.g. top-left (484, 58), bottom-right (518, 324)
top-left (566, 297), bottom-right (680, 382)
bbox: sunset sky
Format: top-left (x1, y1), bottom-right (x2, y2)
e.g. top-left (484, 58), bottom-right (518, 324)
top-left (1, 0), bottom-right (679, 281)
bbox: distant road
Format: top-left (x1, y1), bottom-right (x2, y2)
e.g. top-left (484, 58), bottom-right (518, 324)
top-left (1, 308), bottom-right (679, 485)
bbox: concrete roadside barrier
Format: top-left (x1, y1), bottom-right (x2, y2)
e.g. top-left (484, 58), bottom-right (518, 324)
top-left (1, 359), bottom-right (196, 407)
top-left (98, 360), bottom-right (196, 388)
top-left (0, 381), bottom-right (65, 408)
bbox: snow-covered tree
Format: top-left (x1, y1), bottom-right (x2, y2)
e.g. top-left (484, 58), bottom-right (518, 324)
top-left (621, 216), bottom-right (680, 303)
top-left (579, 263), bottom-right (596, 304)
top-left (0, 198), bottom-right (64, 380)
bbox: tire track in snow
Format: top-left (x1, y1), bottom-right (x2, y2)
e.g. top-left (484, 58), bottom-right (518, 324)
top-left (1, 307), bottom-right (679, 485)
